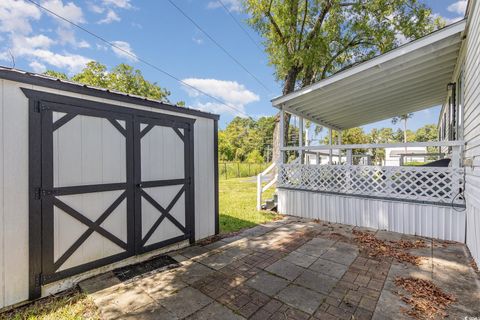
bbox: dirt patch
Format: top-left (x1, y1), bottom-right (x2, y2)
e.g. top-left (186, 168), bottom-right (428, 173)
top-left (394, 277), bottom-right (455, 319)
top-left (352, 230), bottom-right (426, 265)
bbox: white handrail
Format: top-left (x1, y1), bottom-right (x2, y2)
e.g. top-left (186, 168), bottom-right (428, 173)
top-left (257, 163), bottom-right (276, 210)
top-left (280, 140), bottom-right (465, 151)
top-left (257, 158), bottom-right (301, 210)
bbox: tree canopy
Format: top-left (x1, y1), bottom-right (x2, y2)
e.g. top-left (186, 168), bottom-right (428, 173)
top-left (242, 0), bottom-right (444, 162)
top-left (44, 61), bottom-right (173, 103)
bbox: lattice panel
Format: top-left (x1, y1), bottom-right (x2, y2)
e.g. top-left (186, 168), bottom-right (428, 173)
top-left (278, 164), bottom-right (464, 204)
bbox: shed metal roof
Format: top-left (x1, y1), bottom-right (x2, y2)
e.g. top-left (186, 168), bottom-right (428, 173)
top-left (0, 66), bottom-right (220, 120)
top-left (272, 20), bottom-right (466, 130)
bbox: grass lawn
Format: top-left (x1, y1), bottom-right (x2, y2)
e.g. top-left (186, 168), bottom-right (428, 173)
top-left (3, 176), bottom-right (276, 319)
top-left (219, 177), bottom-right (279, 233)
top-left (0, 290), bottom-right (99, 320)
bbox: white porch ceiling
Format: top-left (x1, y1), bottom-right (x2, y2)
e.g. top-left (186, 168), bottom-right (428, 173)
top-left (271, 20), bottom-right (466, 130)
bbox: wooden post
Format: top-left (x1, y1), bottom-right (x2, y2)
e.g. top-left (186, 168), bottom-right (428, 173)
top-left (346, 149), bottom-right (353, 165)
top-left (257, 174), bottom-right (262, 211)
top-left (328, 128), bottom-right (333, 165)
top-left (451, 145), bottom-right (461, 168)
top-left (279, 108), bottom-right (285, 164)
top-left (299, 117), bottom-right (304, 164)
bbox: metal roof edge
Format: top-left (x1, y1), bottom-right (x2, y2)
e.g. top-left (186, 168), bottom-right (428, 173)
top-left (0, 66), bottom-right (220, 121)
top-left (271, 19), bottom-right (467, 108)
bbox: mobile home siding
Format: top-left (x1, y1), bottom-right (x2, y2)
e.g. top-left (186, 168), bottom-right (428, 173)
top-left (277, 189), bottom-right (466, 242)
top-left (0, 79), bottom-right (217, 308)
top-left (464, 0), bottom-right (480, 264)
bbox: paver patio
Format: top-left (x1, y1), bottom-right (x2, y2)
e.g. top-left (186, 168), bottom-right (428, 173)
top-left (80, 216), bottom-right (480, 319)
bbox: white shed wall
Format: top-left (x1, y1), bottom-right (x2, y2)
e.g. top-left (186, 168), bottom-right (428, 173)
top-left (277, 189), bottom-right (466, 242)
top-left (0, 79), bottom-right (216, 308)
top-left (464, 0), bottom-right (480, 264)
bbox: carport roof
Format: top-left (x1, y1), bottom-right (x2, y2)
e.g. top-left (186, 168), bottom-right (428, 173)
top-left (271, 20), bottom-right (466, 130)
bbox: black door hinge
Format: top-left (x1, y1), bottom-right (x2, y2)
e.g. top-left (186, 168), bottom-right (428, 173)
top-left (34, 273), bottom-right (43, 287)
top-left (35, 103), bottom-right (49, 113)
top-left (35, 188), bottom-right (55, 199)
top-left (187, 177), bottom-right (192, 185)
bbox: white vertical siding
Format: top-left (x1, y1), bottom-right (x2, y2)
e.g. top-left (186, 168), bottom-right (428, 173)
top-left (464, 0), bottom-right (480, 264)
top-left (2, 81), bottom-right (31, 307)
top-left (0, 79), bottom-right (4, 308)
top-left (0, 80), bottom-right (216, 308)
top-left (277, 189), bottom-right (466, 242)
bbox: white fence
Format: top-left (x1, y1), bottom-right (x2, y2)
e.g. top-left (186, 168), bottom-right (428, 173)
top-left (278, 163), bottom-right (465, 206)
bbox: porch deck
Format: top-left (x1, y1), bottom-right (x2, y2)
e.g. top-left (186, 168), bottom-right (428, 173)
top-left (79, 216), bottom-right (480, 319)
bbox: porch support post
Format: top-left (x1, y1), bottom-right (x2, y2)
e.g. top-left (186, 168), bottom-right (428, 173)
top-left (298, 117), bottom-right (304, 164)
top-left (338, 130), bottom-right (342, 163)
top-left (328, 128), bottom-right (333, 164)
top-left (279, 108), bottom-right (285, 165)
top-left (346, 149), bottom-right (353, 165)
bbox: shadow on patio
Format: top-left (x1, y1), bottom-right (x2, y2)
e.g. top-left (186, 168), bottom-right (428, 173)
top-left (79, 216), bottom-right (480, 320)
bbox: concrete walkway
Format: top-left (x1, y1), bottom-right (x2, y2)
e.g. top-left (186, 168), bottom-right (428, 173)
top-left (80, 217), bottom-right (480, 319)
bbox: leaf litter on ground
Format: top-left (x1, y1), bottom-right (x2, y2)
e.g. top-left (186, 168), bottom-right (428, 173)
top-left (394, 277), bottom-right (455, 320)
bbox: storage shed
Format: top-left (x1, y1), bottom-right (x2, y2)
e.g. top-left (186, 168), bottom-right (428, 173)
top-left (0, 67), bottom-right (219, 309)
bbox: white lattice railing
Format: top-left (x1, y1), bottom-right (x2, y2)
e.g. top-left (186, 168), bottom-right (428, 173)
top-left (278, 164), bottom-right (465, 205)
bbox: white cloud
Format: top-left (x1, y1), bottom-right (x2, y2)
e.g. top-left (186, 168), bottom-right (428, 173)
top-left (88, 3), bottom-right (105, 14)
top-left (182, 78), bottom-right (259, 116)
top-left (29, 61), bottom-right (47, 73)
top-left (207, 0), bottom-right (242, 12)
top-left (448, 0), bottom-right (467, 15)
top-left (102, 0), bottom-right (132, 9)
top-left (12, 34), bottom-right (56, 53)
top-left (192, 36), bottom-right (204, 45)
top-left (193, 102), bottom-right (246, 116)
top-left (98, 9), bottom-right (121, 24)
top-left (30, 49), bottom-right (91, 73)
top-left (41, 0), bottom-right (85, 24)
top-left (111, 40), bottom-right (138, 62)
top-left (0, 0), bottom-right (41, 34)
top-left (77, 40), bottom-right (91, 48)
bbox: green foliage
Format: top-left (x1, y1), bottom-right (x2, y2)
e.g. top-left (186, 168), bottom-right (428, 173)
top-left (44, 70), bottom-right (69, 80)
top-left (246, 149), bottom-right (264, 163)
top-left (44, 61), bottom-right (171, 102)
top-left (242, 0), bottom-right (444, 90)
top-left (219, 116), bottom-right (275, 162)
top-left (415, 124), bottom-right (438, 142)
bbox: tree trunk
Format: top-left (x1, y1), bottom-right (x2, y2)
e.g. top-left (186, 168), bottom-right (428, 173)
top-left (404, 119), bottom-right (408, 154)
top-left (272, 67), bottom-right (299, 164)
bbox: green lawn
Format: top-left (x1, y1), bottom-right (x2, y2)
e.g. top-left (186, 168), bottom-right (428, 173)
top-left (219, 177), bottom-right (279, 233)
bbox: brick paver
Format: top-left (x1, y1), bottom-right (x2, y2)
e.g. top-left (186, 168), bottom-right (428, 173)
top-left (79, 216), bottom-right (480, 319)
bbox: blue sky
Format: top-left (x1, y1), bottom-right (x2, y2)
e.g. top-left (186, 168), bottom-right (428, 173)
top-left (0, 0), bottom-right (468, 131)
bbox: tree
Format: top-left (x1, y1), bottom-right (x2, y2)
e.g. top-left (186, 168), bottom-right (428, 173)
top-left (246, 150), bottom-right (264, 163)
top-left (391, 113), bottom-right (414, 143)
top-left (243, 0), bottom-right (444, 163)
top-left (219, 116), bottom-right (276, 162)
top-left (45, 61), bottom-right (172, 102)
top-left (415, 124), bottom-right (437, 142)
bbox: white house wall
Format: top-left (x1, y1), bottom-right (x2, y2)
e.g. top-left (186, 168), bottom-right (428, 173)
top-left (464, 0), bottom-right (480, 265)
top-left (0, 79), bottom-right (216, 308)
top-left (277, 189), bottom-right (466, 242)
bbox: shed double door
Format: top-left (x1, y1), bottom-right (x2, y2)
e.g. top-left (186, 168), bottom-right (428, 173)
top-left (30, 97), bottom-right (194, 297)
